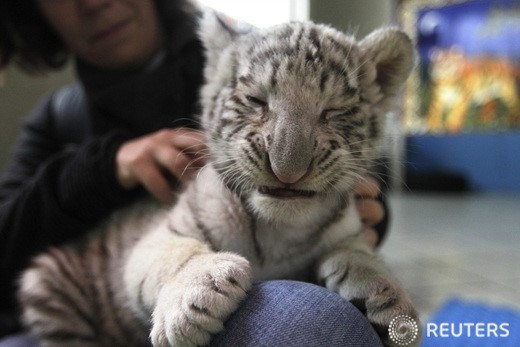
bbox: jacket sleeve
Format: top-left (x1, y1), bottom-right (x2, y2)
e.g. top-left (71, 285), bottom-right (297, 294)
top-left (0, 92), bottom-right (139, 324)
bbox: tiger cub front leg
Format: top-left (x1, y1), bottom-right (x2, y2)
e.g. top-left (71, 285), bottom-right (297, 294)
top-left (124, 231), bottom-right (252, 347)
top-left (317, 242), bottom-right (422, 347)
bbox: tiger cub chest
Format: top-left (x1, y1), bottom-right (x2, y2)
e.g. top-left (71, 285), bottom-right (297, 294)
top-left (181, 168), bottom-right (361, 281)
top-left (215, 203), bottom-right (362, 282)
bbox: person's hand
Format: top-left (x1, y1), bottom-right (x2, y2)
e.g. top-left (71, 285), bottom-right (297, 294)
top-left (353, 177), bottom-right (385, 248)
top-left (115, 128), bottom-right (207, 203)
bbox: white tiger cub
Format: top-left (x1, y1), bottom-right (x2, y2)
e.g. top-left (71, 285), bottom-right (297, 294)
top-left (19, 9), bottom-right (419, 347)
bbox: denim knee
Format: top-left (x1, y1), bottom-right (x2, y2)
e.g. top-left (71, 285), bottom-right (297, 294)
top-left (211, 280), bottom-right (383, 347)
top-left (0, 334), bottom-right (39, 347)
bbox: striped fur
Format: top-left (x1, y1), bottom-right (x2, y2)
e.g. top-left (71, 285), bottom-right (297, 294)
top-left (19, 9), bottom-right (419, 347)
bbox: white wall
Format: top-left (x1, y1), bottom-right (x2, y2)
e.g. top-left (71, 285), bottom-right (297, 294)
top-left (309, 0), bottom-right (395, 38)
top-left (198, 0), bottom-right (309, 27)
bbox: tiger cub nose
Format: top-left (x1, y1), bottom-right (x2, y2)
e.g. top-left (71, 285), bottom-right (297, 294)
top-left (271, 166), bottom-right (308, 184)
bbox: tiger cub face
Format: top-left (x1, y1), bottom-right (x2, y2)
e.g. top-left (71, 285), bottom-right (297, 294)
top-left (199, 12), bottom-right (414, 222)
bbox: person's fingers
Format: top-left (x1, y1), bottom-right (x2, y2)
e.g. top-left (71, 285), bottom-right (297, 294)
top-left (155, 128), bottom-right (208, 180)
top-left (353, 176), bottom-right (381, 199)
top-left (116, 141), bottom-right (146, 190)
top-left (170, 128), bottom-right (208, 161)
top-left (116, 128), bottom-right (209, 197)
top-left (361, 228), bottom-right (379, 248)
top-left (353, 177), bottom-right (384, 229)
top-left (132, 159), bottom-right (176, 203)
top-left (355, 198), bottom-right (385, 227)
top-left (154, 146), bottom-right (197, 185)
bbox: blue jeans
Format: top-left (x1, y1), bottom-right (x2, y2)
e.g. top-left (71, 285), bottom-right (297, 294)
top-left (0, 280), bottom-right (382, 347)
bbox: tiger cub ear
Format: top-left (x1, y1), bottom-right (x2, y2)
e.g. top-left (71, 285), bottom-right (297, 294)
top-left (198, 8), bottom-right (254, 70)
top-left (358, 28), bottom-right (415, 102)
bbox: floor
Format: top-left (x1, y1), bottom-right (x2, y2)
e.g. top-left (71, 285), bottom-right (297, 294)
top-left (379, 193), bottom-right (520, 321)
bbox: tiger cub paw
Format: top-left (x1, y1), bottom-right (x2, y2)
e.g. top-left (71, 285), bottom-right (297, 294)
top-left (319, 254), bottom-right (422, 347)
top-left (150, 252), bottom-right (252, 347)
top-left (359, 275), bottom-right (422, 347)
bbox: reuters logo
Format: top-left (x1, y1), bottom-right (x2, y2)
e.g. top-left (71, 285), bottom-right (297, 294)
top-left (388, 315), bottom-right (419, 345)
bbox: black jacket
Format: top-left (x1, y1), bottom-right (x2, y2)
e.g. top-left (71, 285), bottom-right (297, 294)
top-left (0, 22), bottom-right (204, 338)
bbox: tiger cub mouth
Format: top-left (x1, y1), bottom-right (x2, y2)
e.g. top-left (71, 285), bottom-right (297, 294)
top-left (258, 186), bottom-right (316, 199)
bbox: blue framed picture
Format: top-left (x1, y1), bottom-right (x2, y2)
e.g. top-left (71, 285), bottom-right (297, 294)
top-left (399, 0), bottom-right (520, 133)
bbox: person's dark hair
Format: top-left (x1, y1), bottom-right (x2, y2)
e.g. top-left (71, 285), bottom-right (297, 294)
top-left (0, 0), bottom-right (69, 73)
top-left (153, 0), bottom-right (200, 53)
top-left (0, 0), bottom-right (200, 74)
